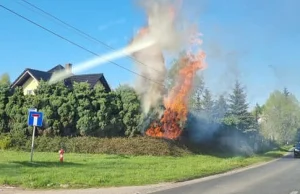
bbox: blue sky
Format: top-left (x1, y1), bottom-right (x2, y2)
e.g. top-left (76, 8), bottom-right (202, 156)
top-left (0, 0), bottom-right (299, 108)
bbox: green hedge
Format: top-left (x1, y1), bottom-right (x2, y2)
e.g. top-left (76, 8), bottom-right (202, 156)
top-left (0, 133), bottom-right (277, 157)
top-left (1, 135), bottom-right (192, 156)
top-left (0, 134), bottom-right (11, 150)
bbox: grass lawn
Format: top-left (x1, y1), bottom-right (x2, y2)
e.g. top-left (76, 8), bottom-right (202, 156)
top-left (0, 147), bottom-right (291, 189)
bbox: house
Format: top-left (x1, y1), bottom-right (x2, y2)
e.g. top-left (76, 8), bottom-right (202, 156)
top-left (11, 63), bottom-right (111, 95)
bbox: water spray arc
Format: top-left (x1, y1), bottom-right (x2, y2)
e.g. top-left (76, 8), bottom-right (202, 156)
top-left (49, 37), bottom-right (156, 84)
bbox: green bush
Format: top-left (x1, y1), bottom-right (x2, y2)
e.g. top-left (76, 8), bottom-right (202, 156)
top-left (0, 134), bottom-right (12, 150)
top-left (5, 134), bottom-right (277, 156)
top-left (20, 136), bottom-right (192, 156)
top-left (9, 129), bottom-right (28, 150)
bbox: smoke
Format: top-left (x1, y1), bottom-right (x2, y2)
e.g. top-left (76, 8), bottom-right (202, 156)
top-left (186, 111), bottom-right (255, 156)
top-left (130, 31), bottom-right (166, 114)
top-left (208, 45), bottom-right (241, 85)
top-left (131, 0), bottom-right (192, 115)
top-left (49, 0), bottom-right (187, 85)
top-left (186, 111), bottom-right (220, 143)
top-left (49, 0), bottom-right (192, 114)
top-left (219, 135), bottom-right (255, 156)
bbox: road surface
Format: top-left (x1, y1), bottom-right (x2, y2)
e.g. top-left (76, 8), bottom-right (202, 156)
top-left (152, 153), bottom-right (299, 194)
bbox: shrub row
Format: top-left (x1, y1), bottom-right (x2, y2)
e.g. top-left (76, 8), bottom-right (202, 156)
top-left (0, 134), bottom-right (192, 156)
top-left (0, 132), bottom-right (278, 157)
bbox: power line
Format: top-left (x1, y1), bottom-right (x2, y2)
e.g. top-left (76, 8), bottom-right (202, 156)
top-left (17, 0), bottom-right (162, 73)
top-left (0, 4), bottom-right (164, 86)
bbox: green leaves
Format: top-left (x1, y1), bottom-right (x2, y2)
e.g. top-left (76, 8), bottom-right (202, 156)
top-left (115, 85), bottom-right (142, 137)
top-left (0, 84), bottom-right (9, 132)
top-left (3, 69), bottom-right (297, 150)
top-left (0, 79), bottom-right (144, 138)
top-left (261, 89), bottom-right (300, 144)
top-left (73, 82), bottom-right (96, 136)
top-left (23, 81), bottom-right (142, 137)
top-left (227, 80), bottom-right (254, 133)
top-left (213, 95), bottom-right (228, 123)
top-left (5, 87), bottom-right (27, 133)
top-left (0, 73), bottom-right (10, 86)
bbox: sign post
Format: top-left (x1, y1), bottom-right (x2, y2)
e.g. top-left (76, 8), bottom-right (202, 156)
top-left (28, 110), bottom-right (43, 162)
top-left (31, 125), bottom-right (36, 162)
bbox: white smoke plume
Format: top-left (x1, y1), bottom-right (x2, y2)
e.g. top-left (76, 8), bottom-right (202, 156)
top-left (130, 0), bottom-right (190, 114)
top-left (48, 0), bottom-right (187, 86)
top-left (49, 0), bottom-right (193, 117)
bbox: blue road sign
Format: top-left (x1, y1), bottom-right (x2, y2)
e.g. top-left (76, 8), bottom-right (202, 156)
top-left (27, 108), bottom-right (37, 123)
top-left (28, 111), bottom-right (43, 127)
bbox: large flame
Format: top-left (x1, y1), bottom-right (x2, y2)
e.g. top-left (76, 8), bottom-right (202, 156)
top-left (130, 0), bottom-right (206, 139)
top-left (146, 50), bottom-right (206, 139)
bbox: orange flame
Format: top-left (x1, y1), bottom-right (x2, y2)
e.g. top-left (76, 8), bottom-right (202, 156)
top-left (134, 1), bottom-right (206, 140)
top-left (145, 24), bottom-right (206, 140)
top-left (146, 50), bottom-right (206, 139)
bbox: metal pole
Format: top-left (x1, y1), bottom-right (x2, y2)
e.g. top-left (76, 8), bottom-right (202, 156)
top-left (30, 126), bottom-right (36, 162)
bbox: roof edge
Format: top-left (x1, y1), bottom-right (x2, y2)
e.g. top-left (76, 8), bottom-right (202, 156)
top-left (10, 69), bottom-right (36, 89)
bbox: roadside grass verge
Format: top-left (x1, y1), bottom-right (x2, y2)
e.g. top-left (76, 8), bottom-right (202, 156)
top-left (0, 147), bottom-right (290, 189)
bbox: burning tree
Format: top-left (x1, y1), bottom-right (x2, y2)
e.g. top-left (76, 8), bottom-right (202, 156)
top-left (128, 0), bottom-right (206, 140)
top-left (146, 51), bottom-right (206, 139)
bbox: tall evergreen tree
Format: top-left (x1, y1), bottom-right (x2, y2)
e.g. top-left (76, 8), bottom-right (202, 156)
top-left (5, 87), bottom-right (27, 135)
top-left (189, 75), bottom-right (205, 111)
top-left (213, 94), bottom-right (228, 123)
top-left (56, 84), bottom-right (76, 136)
top-left (35, 81), bottom-right (76, 136)
top-left (0, 83), bottom-right (10, 132)
top-left (4, 87), bottom-right (29, 147)
top-left (34, 81), bottom-right (57, 135)
top-left (201, 88), bottom-right (214, 122)
top-left (283, 87), bottom-right (289, 97)
top-left (227, 80), bottom-right (253, 133)
top-left (92, 83), bottom-right (123, 137)
top-left (115, 85), bottom-right (142, 137)
top-left (73, 82), bottom-right (97, 136)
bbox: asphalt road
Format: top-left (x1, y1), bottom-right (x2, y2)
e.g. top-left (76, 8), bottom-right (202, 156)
top-left (152, 153), bottom-right (299, 194)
